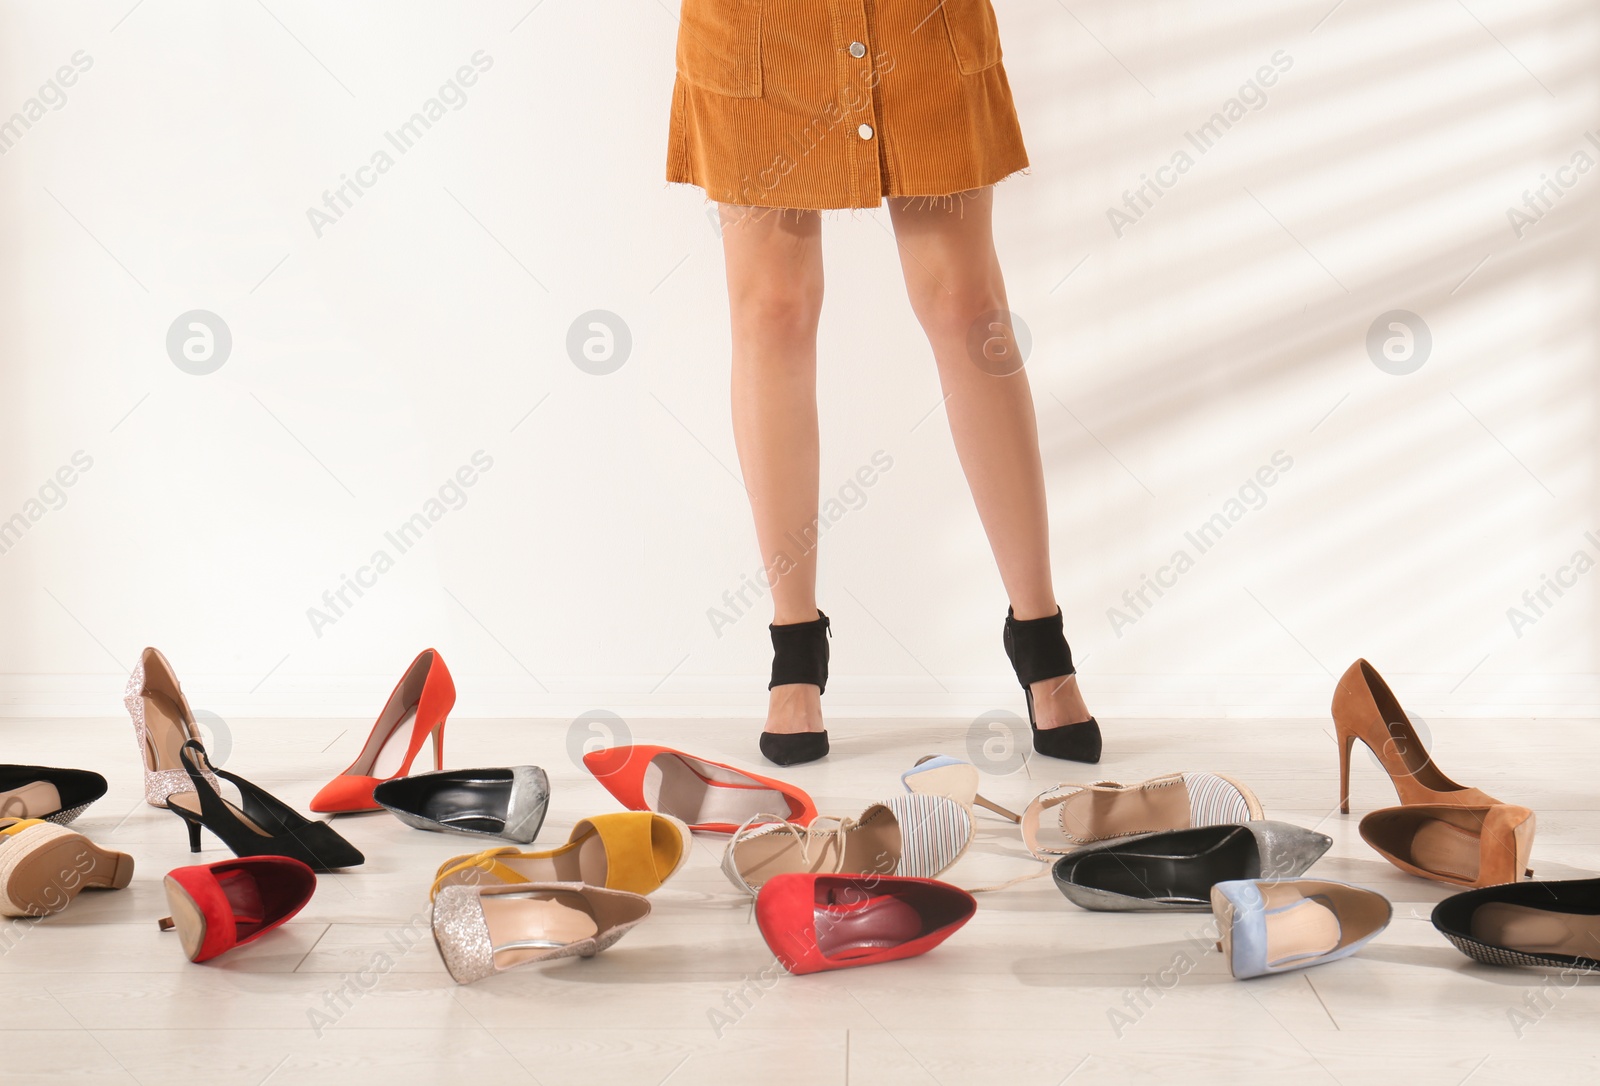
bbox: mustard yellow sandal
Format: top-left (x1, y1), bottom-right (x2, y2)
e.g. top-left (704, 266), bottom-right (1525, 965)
top-left (430, 811), bottom-right (690, 899)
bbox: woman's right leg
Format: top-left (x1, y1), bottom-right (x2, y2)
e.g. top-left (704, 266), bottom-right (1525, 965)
top-left (719, 204), bottom-right (827, 737)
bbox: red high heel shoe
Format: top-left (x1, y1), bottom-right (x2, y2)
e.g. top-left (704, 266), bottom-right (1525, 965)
top-left (755, 873), bottom-right (976, 975)
top-left (582, 745), bottom-right (816, 833)
top-left (311, 649), bottom-right (455, 814)
top-left (159, 857), bottom-right (317, 963)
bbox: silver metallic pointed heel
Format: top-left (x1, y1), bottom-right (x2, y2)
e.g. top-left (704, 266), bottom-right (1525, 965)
top-left (1051, 821), bottom-right (1332, 912)
top-left (374, 766), bottom-right (550, 843)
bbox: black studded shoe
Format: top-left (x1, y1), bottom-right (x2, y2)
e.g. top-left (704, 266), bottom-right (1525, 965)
top-left (1003, 607), bottom-right (1102, 763)
top-left (759, 611), bottom-right (831, 767)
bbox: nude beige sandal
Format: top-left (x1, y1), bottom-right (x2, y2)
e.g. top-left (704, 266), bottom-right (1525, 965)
top-left (1022, 772), bottom-right (1262, 859)
top-left (721, 795), bottom-right (973, 896)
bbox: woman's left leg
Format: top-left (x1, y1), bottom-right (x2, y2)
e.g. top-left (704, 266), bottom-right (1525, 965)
top-left (886, 187), bottom-right (1093, 731)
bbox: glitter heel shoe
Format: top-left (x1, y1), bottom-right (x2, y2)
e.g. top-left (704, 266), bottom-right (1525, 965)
top-left (125, 647), bottom-right (219, 808)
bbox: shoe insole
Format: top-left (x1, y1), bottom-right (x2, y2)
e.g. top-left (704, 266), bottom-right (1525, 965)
top-left (142, 691), bottom-right (193, 772)
top-left (414, 780), bottom-right (510, 834)
top-left (371, 706), bottom-right (420, 779)
top-left (482, 894), bottom-right (599, 968)
top-left (1071, 831), bottom-right (1260, 903)
top-left (814, 894), bottom-right (924, 958)
top-left (1058, 777), bottom-right (1191, 842)
top-left (463, 830), bottom-right (611, 888)
top-left (645, 754), bottom-right (788, 825)
top-left (1472, 903), bottom-right (1600, 959)
top-left (731, 810), bottom-right (903, 889)
top-left (1408, 820), bottom-right (1481, 883)
top-left (1264, 898), bottom-right (1342, 967)
top-left (0, 782), bottom-right (61, 820)
top-left (2, 828), bottom-right (134, 917)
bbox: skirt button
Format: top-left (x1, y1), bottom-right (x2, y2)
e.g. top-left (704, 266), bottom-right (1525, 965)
top-left (857, 123), bottom-right (874, 140)
top-left (849, 41), bottom-right (867, 58)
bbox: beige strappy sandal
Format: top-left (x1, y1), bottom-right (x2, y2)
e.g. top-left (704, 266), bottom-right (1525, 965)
top-left (1022, 772), bottom-right (1263, 859)
top-left (721, 795), bottom-right (973, 896)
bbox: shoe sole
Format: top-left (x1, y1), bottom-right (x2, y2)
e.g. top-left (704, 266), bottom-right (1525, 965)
top-left (0, 825), bottom-right (135, 917)
top-left (162, 876), bottom-right (209, 961)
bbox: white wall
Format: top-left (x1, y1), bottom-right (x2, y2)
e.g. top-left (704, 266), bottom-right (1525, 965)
top-left (0, 0), bottom-right (1595, 720)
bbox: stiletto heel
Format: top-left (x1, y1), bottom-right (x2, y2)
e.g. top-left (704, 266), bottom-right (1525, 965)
top-left (1003, 607), bottom-right (1101, 763)
top-left (1337, 731), bottom-right (1355, 814)
top-left (168, 740), bottom-right (363, 872)
top-left (311, 649), bottom-right (456, 813)
top-left (1331, 659), bottom-right (1497, 807)
top-left (759, 611), bottom-right (830, 768)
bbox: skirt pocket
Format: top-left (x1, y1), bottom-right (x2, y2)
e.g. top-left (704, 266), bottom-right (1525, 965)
top-left (940, 0), bottom-right (1003, 75)
top-left (676, 0), bottom-right (763, 98)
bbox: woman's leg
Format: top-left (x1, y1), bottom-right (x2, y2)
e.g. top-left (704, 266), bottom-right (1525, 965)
top-left (719, 204), bottom-right (827, 736)
top-left (887, 188), bottom-right (1092, 730)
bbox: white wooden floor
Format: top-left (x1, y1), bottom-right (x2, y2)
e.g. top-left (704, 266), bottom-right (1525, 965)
top-left (3, 715), bottom-right (1597, 1085)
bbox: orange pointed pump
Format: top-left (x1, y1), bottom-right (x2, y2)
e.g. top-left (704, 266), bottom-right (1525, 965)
top-left (311, 649), bottom-right (455, 813)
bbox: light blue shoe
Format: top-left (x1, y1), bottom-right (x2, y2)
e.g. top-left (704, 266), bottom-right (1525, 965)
top-left (1211, 878), bottom-right (1392, 979)
top-left (901, 754), bottom-right (1020, 822)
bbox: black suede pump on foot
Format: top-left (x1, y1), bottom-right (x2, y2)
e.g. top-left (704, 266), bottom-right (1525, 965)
top-left (759, 611), bottom-right (831, 767)
top-left (1003, 607), bottom-right (1102, 763)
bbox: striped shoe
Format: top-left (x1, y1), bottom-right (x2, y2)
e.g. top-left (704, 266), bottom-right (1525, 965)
top-left (1023, 772), bottom-right (1262, 859)
top-left (721, 794), bottom-right (973, 896)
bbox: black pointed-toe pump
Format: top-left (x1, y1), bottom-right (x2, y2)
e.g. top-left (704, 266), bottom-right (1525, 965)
top-left (1003, 607), bottom-right (1102, 763)
top-left (759, 610), bottom-right (831, 767)
top-left (166, 740), bottom-right (364, 872)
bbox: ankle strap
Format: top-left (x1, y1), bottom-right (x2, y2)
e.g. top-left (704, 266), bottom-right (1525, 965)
top-left (1003, 606), bottom-right (1074, 687)
top-left (769, 610), bottom-right (831, 693)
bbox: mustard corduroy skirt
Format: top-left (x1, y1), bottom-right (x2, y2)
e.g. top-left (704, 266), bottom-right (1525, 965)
top-left (665, 0), bottom-right (1029, 210)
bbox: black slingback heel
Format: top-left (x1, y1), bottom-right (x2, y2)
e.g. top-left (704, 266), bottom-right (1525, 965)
top-left (166, 740), bottom-right (364, 872)
top-left (1003, 607), bottom-right (1102, 763)
top-left (759, 610), bottom-right (831, 767)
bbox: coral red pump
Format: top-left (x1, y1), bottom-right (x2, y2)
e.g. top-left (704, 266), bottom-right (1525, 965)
top-left (159, 857), bottom-right (317, 963)
top-left (311, 649), bottom-right (455, 814)
top-left (755, 873), bottom-right (976, 975)
top-left (582, 745), bottom-right (815, 833)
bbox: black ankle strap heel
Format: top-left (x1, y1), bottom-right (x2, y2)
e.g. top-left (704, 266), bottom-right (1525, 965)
top-left (760, 610), bottom-right (831, 767)
top-left (1003, 607), bottom-right (1102, 763)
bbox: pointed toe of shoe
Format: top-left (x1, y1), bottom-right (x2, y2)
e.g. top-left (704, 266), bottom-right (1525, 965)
top-left (1031, 718), bottom-right (1102, 763)
top-left (310, 776), bottom-right (384, 813)
top-left (759, 731), bottom-right (829, 767)
top-left (1248, 820), bottom-right (1334, 879)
